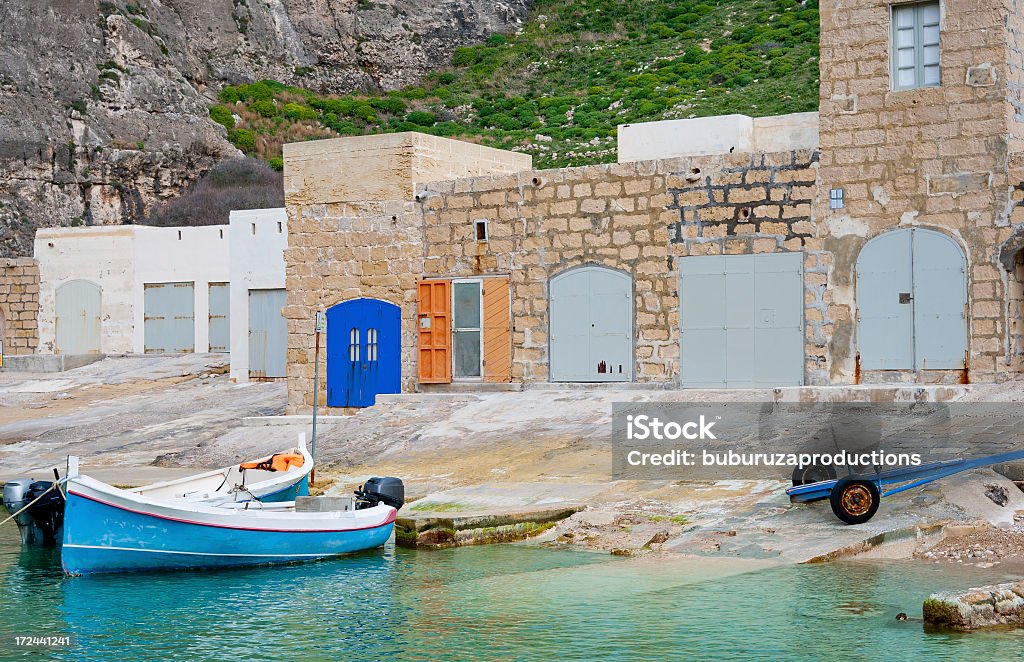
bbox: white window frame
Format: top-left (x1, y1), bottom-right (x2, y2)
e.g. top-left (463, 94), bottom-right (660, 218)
top-left (890, 1), bottom-right (941, 90)
top-left (451, 278), bottom-right (484, 380)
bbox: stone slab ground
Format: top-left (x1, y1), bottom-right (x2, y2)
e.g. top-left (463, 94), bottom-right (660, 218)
top-left (2, 358), bottom-right (1023, 566)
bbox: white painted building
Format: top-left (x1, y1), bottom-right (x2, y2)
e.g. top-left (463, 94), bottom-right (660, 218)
top-left (616, 112), bottom-right (819, 162)
top-left (228, 209), bottom-right (288, 382)
top-left (34, 209), bottom-right (287, 382)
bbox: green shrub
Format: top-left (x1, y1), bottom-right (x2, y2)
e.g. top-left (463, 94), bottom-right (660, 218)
top-left (209, 105), bottom-right (235, 129)
top-left (227, 129), bottom-right (256, 151)
top-left (370, 96), bottom-right (407, 114)
top-left (219, 86), bottom-right (242, 104)
top-left (251, 100), bottom-right (277, 117)
top-left (281, 103), bottom-right (317, 120)
top-left (451, 47), bottom-right (478, 66)
top-left (268, 156), bottom-right (284, 171)
top-left (406, 111), bottom-right (436, 126)
top-left (239, 82), bottom-right (274, 102)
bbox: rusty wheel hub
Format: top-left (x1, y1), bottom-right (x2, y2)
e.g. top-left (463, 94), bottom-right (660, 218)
top-left (841, 484), bottom-right (874, 517)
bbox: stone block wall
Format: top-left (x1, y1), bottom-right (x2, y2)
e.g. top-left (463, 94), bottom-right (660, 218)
top-left (283, 133), bottom-right (531, 206)
top-left (417, 150), bottom-right (821, 385)
top-left (284, 148), bottom-right (824, 411)
top-left (0, 258), bottom-right (40, 356)
top-left (819, 0), bottom-right (1015, 383)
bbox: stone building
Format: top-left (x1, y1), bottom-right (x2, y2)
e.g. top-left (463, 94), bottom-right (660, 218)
top-left (0, 258), bottom-right (40, 361)
top-left (283, 0), bottom-right (1024, 412)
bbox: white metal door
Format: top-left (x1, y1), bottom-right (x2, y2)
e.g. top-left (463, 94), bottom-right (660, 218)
top-left (208, 283), bottom-right (230, 353)
top-left (549, 266), bottom-right (633, 382)
top-left (856, 228), bottom-right (967, 370)
top-left (55, 280), bottom-right (101, 355)
top-left (679, 253), bottom-right (804, 388)
top-left (249, 289), bottom-right (287, 379)
top-left (144, 282), bottom-right (195, 354)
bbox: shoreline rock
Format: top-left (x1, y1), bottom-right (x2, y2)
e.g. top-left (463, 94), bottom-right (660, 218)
top-left (923, 581), bottom-right (1024, 630)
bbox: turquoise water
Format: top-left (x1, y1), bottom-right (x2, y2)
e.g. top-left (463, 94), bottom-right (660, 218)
top-left (1, 524), bottom-right (1023, 661)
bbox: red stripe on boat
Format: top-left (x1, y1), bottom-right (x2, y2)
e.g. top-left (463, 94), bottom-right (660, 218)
top-left (67, 490), bottom-right (397, 533)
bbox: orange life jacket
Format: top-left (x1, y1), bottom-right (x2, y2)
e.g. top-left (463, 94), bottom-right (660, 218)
top-left (239, 453), bottom-right (305, 472)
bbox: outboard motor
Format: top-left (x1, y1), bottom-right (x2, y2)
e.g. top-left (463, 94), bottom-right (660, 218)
top-left (3, 479), bottom-right (64, 546)
top-left (354, 477), bottom-right (405, 511)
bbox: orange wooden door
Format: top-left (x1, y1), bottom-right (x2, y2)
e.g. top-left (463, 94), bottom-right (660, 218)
top-left (417, 280), bottom-right (452, 383)
top-left (483, 277), bottom-right (512, 383)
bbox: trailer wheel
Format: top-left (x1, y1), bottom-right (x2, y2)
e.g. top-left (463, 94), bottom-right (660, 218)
top-left (792, 464), bottom-right (838, 486)
top-left (829, 477), bottom-right (880, 525)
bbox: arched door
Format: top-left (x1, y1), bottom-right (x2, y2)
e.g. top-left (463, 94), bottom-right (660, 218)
top-left (55, 280), bottom-right (101, 355)
top-left (326, 298), bottom-right (401, 407)
top-left (856, 228), bottom-right (967, 370)
top-left (549, 266), bottom-right (633, 382)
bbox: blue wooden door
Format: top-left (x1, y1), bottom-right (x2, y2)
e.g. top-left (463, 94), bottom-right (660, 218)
top-left (327, 298), bottom-right (401, 407)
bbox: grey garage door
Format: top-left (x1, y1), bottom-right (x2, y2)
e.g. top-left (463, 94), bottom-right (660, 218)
top-left (55, 279), bottom-right (101, 355)
top-left (680, 252), bottom-right (804, 388)
top-left (144, 282), bottom-right (195, 354)
top-left (549, 266), bottom-right (632, 382)
top-left (856, 228), bottom-right (967, 370)
top-left (249, 289), bottom-right (287, 379)
top-left (208, 283), bottom-right (230, 353)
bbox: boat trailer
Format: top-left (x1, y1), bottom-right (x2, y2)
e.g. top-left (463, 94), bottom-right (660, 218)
top-left (786, 449), bottom-right (1024, 525)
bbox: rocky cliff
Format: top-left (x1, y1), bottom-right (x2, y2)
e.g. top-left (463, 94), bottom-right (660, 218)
top-left (0, 0), bottom-right (531, 257)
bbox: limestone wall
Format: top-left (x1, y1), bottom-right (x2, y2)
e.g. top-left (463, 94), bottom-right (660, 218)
top-left (418, 151), bottom-right (821, 385)
top-left (283, 201), bottom-right (424, 412)
top-left (818, 0), bottom-right (1014, 383)
top-left (0, 257), bottom-right (40, 357)
top-left (284, 146), bottom-right (822, 411)
top-left (283, 133), bottom-right (533, 413)
top-left (283, 133), bottom-right (531, 206)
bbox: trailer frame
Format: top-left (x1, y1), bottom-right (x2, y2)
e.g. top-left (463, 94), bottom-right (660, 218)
top-left (786, 449), bottom-right (1024, 524)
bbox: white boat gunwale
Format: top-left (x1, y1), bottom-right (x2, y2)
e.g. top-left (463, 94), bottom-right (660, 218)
top-left (124, 433), bottom-right (313, 503)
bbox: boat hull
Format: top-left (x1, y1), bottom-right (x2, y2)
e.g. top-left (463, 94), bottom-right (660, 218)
top-left (61, 482), bottom-right (395, 575)
top-left (258, 474), bottom-right (310, 503)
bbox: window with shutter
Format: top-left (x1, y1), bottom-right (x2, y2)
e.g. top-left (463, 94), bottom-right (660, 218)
top-left (891, 2), bottom-right (941, 90)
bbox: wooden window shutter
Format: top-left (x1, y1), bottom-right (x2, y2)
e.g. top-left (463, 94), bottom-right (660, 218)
top-left (417, 280), bottom-right (452, 383)
top-left (482, 277), bottom-right (512, 383)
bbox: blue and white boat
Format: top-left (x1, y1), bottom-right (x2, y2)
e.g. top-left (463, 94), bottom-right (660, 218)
top-left (2, 436), bottom-right (314, 548)
top-left (60, 456), bottom-right (399, 575)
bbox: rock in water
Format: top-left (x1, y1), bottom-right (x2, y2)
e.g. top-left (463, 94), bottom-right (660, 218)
top-left (923, 581), bottom-right (1024, 630)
